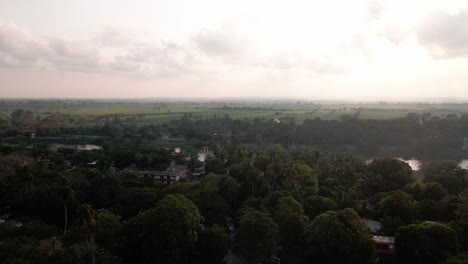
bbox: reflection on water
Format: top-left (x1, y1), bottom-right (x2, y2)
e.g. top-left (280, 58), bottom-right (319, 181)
top-left (367, 158), bottom-right (468, 171)
top-left (459, 160), bottom-right (468, 170)
top-left (367, 158), bottom-right (421, 171)
top-left (396, 158), bottom-right (421, 171)
top-left (50, 144), bottom-right (102, 151)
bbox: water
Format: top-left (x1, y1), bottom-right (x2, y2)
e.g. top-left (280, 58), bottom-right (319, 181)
top-left (366, 158), bottom-right (421, 171)
top-left (50, 144), bottom-right (102, 151)
top-left (367, 158), bottom-right (468, 171)
top-left (396, 158), bottom-right (422, 171)
top-left (459, 160), bottom-right (468, 170)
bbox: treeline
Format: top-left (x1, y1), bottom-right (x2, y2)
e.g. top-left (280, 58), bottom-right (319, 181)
top-left (2, 109), bottom-right (468, 158)
top-left (0, 142), bottom-right (468, 263)
top-left (169, 114), bottom-right (468, 159)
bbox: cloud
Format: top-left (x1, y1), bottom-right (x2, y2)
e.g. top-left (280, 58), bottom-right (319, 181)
top-left (368, 0), bottom-right (384, 18)
top-left (0, 22), bottom-right (192, 77)
top-left (191, 25), bottom-right (250, 58)
top-left (0, 22), bottom-right (102, 72)
top-left (107, 41), bottom-right (195, 77)
top-left (96, 26), bottom-right (137, 47)
top-left (190, 24), bottom-right (346, 74)
top-left (0, 21), bottom-right (346, 80)
top-left (254, 54), bottom-right (346, 74)
top-left (417, 9), bottom-right (468, 58)
top-left (0, 22), bottom-right (49, 66)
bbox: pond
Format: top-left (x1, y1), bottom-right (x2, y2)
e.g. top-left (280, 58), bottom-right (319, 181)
top-left (367, 158), bottom-right (468, 171)
top-left (459, 160), bottom-right (468, 170)
top-left (50, 144), bottom-right (102, 151)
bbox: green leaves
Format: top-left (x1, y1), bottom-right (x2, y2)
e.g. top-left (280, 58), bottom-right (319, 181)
top-left (305, 209), bottom-right (375, 264)
top-left (236, 208), bottom-right (279, 263)
top-left (124, 194), bottom-right (204, 264)
top-left (396, 222), bottom-right (460, 264)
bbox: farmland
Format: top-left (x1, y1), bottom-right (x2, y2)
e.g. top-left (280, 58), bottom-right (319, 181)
top-left (1, 99), bottom-right (468, 127)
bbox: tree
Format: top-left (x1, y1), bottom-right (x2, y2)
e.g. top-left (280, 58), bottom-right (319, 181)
top-left (417, 199), bottom-right (445, 221)
top-left (124, 194), bottom-right (204, 264)
top-left (305, 208), bottom-right (375, 264)
top-left (189, 177), bottom-right (230, 226)
top-left (0, 236), bottom-right (47, 264)
top-left (219, 175), bottom-right (240, 209)
top-left (274, 197), bottom-right (307, 264)
top-left (235, 208), bottom-right (279, 263)
top-left (76, 204), bottom-right (98, 264)
top-left (424, 182), bottom-right (449, 201)
top-left (10, 109), bottom-right (34, 126)
top-left (405, 181), bottom-right (448, 201)
top-left (377, 190), bottom-right (416, 222)
top-left (95, 210), bottom-right (123, 255)
top-left (112, 187), bottom-right (160, 219)
top-left (422, 161), bottom-right (468, 194)
top-left (444, 252), bottom-right (468, 264)
top-left (395, 222), bottom-right (460, 264)
top-left (266, 191), bottom-right (292, 213)
top-left (205, 157), bottom-right (226, 174)
top-left (193, 225), bottom-right (230, 264)
top-left (0, 114), bottom-right (11, 127)
top-left (303, 195), bottom-right (337, 220)
top-left (56, 186), bottom-right (74, 235)
top-left (450, 219), bottom-right (468, 252)
top-left (87, 176), bottom-right (124, 209)
top-left (365, 158), bottom-right (413, 193)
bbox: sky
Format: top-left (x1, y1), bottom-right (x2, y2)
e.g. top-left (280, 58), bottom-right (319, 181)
top-left (1, 0), bottom-right (468, 100)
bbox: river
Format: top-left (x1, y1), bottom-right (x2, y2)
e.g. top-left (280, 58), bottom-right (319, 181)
top-left (50, 144), bottom-right (102, 151)
top-left (367, 158), bottom-right (468, 171)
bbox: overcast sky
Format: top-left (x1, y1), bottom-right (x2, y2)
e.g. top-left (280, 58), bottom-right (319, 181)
top-left (1, 0), bottom-right (468, 100)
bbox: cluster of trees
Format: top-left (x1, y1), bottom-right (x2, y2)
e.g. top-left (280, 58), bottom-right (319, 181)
top-left (1, 140), bottom-right (468, 263)
top-left (2, 108), bottom-right (468, 157)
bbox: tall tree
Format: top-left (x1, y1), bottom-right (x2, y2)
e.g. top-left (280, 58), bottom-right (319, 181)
top-left (235, 208), bottom-right (279, 263)
top-left (124, 194), bottom-right (204, 264)
top-left (274, 196), bottom-right (307, 264)
top-left (305, 208), bottom-right (375, 264)
top-left (396, 222), bottom-right (460, 264)
top-left (76, 203), bottom-right (98, 264)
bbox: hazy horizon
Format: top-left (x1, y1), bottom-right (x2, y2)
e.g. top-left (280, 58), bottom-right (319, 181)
top-left (2, 96), bottom-right (468, 104)
top-left (1, 0), bottom-right (468, 99)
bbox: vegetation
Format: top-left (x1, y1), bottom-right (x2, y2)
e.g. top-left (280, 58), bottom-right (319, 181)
top-left (0, 99), bottom-right (468, 263)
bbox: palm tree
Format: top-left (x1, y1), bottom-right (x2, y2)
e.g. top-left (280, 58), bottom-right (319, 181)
top-left (58, 186), bottom-right (74, 235)
top-left (46, 236), bottom-right (63, 258)
top-left (77, 204), bottom-right (97, 264)
top-left (220, 176), bottom-right (240, 209)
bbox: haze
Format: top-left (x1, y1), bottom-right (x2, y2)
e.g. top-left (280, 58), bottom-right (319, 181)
top-left (1, 0), bottom-right (468, 100)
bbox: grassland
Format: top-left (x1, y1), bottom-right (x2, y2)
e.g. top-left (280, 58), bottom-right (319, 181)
top-left (1, 99), bottom-right (468, 127)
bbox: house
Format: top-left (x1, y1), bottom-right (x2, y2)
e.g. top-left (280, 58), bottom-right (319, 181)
top-left (130, 161), bottom-right (189, 184)
top-left (191, 164), bottom-right (206, 179)
top-left (373, 235), bottom-right (395, 255)
top-left (363, 218), bottom-right (396, 258)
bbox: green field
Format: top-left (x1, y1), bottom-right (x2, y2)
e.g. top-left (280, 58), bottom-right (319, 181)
top-left (1, 99), bottom-right (468, 126)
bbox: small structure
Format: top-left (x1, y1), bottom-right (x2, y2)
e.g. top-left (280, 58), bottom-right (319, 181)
top-left (130, 161), bottom-right (188, 185)
top-left (364, 218), bottom-right (382, 233)
top-left (364, 219), bottom-right (395, 257)
top-left (373, 235), bottom-right (395, 255)
top-left (198, 147), bottom-right (214, 162)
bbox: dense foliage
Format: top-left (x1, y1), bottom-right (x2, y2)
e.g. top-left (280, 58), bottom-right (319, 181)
top-left (1, 105), bottom-right (468, 263)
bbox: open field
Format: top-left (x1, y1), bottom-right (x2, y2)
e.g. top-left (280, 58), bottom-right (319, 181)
top-left (1, 99), bottom-right (468, 126)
